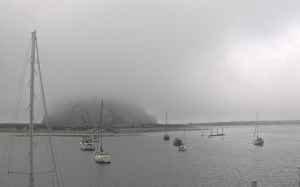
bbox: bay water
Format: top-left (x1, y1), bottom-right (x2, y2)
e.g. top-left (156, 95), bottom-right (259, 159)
top-left (1, 124), bottom-right (300, 186)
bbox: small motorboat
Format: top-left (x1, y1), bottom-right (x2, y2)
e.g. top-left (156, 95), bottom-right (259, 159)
top-left (173, 137), bottom-right (183, 146)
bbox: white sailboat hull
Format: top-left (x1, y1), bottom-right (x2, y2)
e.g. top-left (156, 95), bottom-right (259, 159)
top-left (95, 152), bottom-right (111, 163)
top-left (179, 145), bottom-right (187, 151)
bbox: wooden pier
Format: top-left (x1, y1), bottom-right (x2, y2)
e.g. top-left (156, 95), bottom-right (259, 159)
top-left (208, 128), bottom-right (225, 137)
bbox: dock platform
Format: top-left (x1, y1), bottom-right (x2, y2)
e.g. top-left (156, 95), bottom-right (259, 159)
top-left (208, 128), bottom-right (225, 137)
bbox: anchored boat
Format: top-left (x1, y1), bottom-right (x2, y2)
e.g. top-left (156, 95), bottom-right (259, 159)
top-left (173, 137), bottom-right (183, 146)
top-left (179, 128), bottom-right (187, 151)
top-left (80, 135), bottom-right (96, 150)
top-left (94, 100), bottom-right (111, 163)
top-left (253, 113), bottom-right (264, 146)
top-left (164, 112), bottom-right (170, 140)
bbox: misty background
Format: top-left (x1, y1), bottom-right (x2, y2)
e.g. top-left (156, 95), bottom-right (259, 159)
top-left (1, 0), bottom-right (300, 124)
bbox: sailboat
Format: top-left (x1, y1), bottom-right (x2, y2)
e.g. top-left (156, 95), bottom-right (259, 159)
top-left (179, 144), bottom-right (187, 151)
top-left (94, 100), bottom-right (111, 163)
top-left (91, 134), bottom-right (99, 142)
top-left (1, 30), bottom-right (63, 186)
top-left (163, 112), bottom-right (170, 140)
top-left (179, 127), bottom-right (187, 151)
top-left (253, 113), bottom-right (264, 145)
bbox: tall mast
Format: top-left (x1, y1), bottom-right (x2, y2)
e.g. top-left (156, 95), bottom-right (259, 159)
top-left (100, 100), bottom-right (103, 152)
top-left (166, 112), bottom-right (167, 135)
top-left (29, 30), bottom-right (36, 187)
top-left (256, 112), bottom-right (258, 139)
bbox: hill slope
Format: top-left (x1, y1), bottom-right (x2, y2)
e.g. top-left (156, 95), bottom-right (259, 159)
top-left (45, 99), bottom-right (157, 126)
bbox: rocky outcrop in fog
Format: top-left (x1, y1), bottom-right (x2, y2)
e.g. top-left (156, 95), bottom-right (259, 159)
top-left (44, 98), bottom-right (157, 126)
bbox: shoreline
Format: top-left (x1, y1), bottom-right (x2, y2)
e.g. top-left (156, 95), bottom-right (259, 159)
top-left (0, 126), bottom-right (200, 135)
top-left (2, 122), bottom-right (299, 135)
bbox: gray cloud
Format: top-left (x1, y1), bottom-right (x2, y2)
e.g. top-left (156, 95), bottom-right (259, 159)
top-left (1, 0), bottom-right (300, 124)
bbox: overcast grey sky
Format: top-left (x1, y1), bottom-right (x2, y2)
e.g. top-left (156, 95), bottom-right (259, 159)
top-left (1, 0), bottom-right (300, 124)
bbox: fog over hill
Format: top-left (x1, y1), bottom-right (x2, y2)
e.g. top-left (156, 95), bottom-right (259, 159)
top-left (44, 98), bottom-right (157, 126)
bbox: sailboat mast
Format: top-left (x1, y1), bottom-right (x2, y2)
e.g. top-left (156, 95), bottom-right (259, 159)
top-left (166, 112), bottom-right (167, 135)
top-left (184, 127), bottom-right (186, 144)
top-left (254, 126), bottom-right (256, 141)
top-left (256, 112), bottom-right (258, 139)
top-left (96, 113), bottom-right (100, 152)
top-left (100, 100), bottom-right (103, 152)
top-left (29, 30), bottom-right (36, 187)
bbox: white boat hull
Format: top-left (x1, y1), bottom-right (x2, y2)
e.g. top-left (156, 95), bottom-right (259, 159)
top-left (95, 152), bottom-right (111, 163)
top-left (179, 145), bottom-right (187, 151)
top-left (80, 135), bottom-right (96, 150)
top-left (80, 142), bottom-right (95, 150)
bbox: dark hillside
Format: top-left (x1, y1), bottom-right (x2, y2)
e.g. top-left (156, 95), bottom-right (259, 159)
top-left (44, 98), bottom-right (157, 126)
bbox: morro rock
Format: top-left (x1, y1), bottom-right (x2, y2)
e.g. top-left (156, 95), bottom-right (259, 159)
top-left (44, 98), bottom-right (157, 126)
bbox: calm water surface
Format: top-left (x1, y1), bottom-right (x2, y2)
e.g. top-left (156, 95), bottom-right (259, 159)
top-left (1, 124), bottom-right (300, 187)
